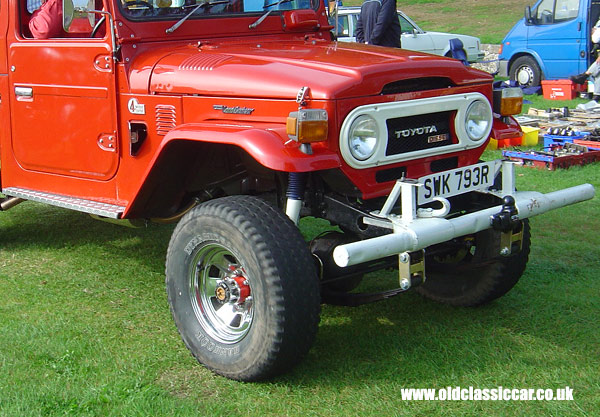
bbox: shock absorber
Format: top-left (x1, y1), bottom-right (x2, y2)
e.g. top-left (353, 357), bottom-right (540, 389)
top-left (285, 172), bottom-right (307, 224)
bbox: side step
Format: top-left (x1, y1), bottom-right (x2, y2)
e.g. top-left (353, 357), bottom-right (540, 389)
top-left (2, 187), bottom-right (125, 219)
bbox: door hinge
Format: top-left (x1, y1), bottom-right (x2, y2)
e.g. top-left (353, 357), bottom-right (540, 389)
top-left (98, 134), bottom-right (116, 152)
top-left (94, 55), bottom-right (113, 72)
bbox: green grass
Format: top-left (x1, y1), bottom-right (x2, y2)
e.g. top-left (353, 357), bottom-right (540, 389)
top-left (1, 1), bottom-right (598, 413)
top-left (0, 158), bottom-right (599, 415)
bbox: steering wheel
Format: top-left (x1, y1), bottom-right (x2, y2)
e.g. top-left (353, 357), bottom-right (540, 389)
top-left (91, 15), bottom-right (106, 38)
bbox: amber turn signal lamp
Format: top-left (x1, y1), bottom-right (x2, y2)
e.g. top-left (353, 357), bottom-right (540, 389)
top-left (493, 87), bottom-right (523, 116)
top-left (287, 109), bottom-right (328, 143)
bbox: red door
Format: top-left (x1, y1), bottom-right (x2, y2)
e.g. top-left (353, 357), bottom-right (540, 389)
top-left (8, 35), bottom-right (118, 180)
top-left (0, 1), bottom-right (12, 166)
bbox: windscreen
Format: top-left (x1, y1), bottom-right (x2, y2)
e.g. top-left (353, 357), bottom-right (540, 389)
top-left (120, 0), bottom-right (319, 21)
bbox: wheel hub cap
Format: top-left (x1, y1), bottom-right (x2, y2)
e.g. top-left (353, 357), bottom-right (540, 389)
top-left (215, 283), bottom-right (230, 303)
top-left (214, 275), bottom-right (251, 305)
top-left (517, 67), bottom-right (533, 85)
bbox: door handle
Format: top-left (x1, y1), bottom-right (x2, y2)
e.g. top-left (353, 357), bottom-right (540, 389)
top-left (15, 86), bottom-right (33, 98)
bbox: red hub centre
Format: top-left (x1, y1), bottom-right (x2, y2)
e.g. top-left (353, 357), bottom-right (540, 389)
top-left (232, 276), bottom-right (250, 304)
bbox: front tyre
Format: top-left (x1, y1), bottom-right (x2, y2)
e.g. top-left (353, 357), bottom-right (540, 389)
top-left (509, 56), bottom-right (542, 87)
top-left (166, 196), bottom-right (320, 381)
top-left (417, 220), bottom-right (531, 307)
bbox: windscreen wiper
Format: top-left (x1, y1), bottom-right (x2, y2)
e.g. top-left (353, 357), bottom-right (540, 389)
top-left (249, 0), bottom-right (293, 29)
top-left (166, 0), bottom-right (230, 33)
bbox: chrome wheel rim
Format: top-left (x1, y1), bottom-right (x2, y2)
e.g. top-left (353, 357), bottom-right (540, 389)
top-left (189, 243), bottom-right (253, 344)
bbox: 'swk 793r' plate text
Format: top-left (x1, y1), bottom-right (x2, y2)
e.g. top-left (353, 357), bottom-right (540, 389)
top-left (417, 161), bottom-right (500, 204)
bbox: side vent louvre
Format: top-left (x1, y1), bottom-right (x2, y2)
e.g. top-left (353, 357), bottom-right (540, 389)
top-left (156, 105), bottom-right (177, 136)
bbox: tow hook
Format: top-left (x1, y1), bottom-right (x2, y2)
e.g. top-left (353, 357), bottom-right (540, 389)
top-left (490, 196), bottom-right (523, 256)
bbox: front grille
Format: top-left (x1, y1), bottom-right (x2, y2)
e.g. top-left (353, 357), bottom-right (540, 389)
top-left (385, 111), bottom-right (452, 156)
top-left (339, 93), bottom-right (486, 169)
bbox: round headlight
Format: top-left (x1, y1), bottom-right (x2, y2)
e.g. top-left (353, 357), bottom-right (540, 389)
top-left (348, 115), bottom-right (379, 161)
top-left (465, 100), bottom-right (492, 141)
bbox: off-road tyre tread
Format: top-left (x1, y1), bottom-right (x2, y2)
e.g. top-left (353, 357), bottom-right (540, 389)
top-left (416, 221), bottom-right (531, 307)
top-left (166, 195), bottom-right (320, 381)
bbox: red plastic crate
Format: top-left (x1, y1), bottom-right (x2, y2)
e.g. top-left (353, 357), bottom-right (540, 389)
top-left (541, 80), bottom-right (587, 100)
top-left (487, 135), bottom-right (522, 150)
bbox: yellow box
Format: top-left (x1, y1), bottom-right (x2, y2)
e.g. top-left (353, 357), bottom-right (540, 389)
top-left (521, 126), bottom-right (540, 146)
top-left (487, 138), bottom-right (498, 150)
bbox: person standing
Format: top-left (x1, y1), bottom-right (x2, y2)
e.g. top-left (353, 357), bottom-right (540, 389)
top-left (570, 17), bottom-right (600, 100)
top-left (355, 0), bottom-right (401, 48)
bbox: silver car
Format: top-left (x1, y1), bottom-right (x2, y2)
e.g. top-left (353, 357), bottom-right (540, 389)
top-left (329, 6), bottom-right (484, 63)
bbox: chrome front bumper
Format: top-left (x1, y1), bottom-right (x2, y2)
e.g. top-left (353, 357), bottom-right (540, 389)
top-left (333, 160), bottom-right (595, 267)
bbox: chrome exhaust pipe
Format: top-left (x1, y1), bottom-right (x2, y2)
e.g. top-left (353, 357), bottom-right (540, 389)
top-left (0, 197), bottom-right (25, 211)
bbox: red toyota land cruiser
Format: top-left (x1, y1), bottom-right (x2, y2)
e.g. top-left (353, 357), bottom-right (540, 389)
top-left (0, 0), bottom-right (594, 381)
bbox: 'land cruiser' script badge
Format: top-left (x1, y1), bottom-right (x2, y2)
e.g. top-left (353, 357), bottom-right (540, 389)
top-left (213, 105), bottom-right (255, 115)
top-left (128, 98), bottom-right (146, 115)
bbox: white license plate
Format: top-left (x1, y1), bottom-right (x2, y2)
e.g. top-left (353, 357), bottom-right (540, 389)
top-left (417, 161), bottom-right (499, 204)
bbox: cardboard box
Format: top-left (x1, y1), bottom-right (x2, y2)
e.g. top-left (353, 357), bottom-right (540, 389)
top-left (541, 80), bottom-right (587, 100)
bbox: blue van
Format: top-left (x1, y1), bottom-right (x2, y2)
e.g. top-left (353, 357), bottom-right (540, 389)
top-left (498, 0), bottom-right (600, 87)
